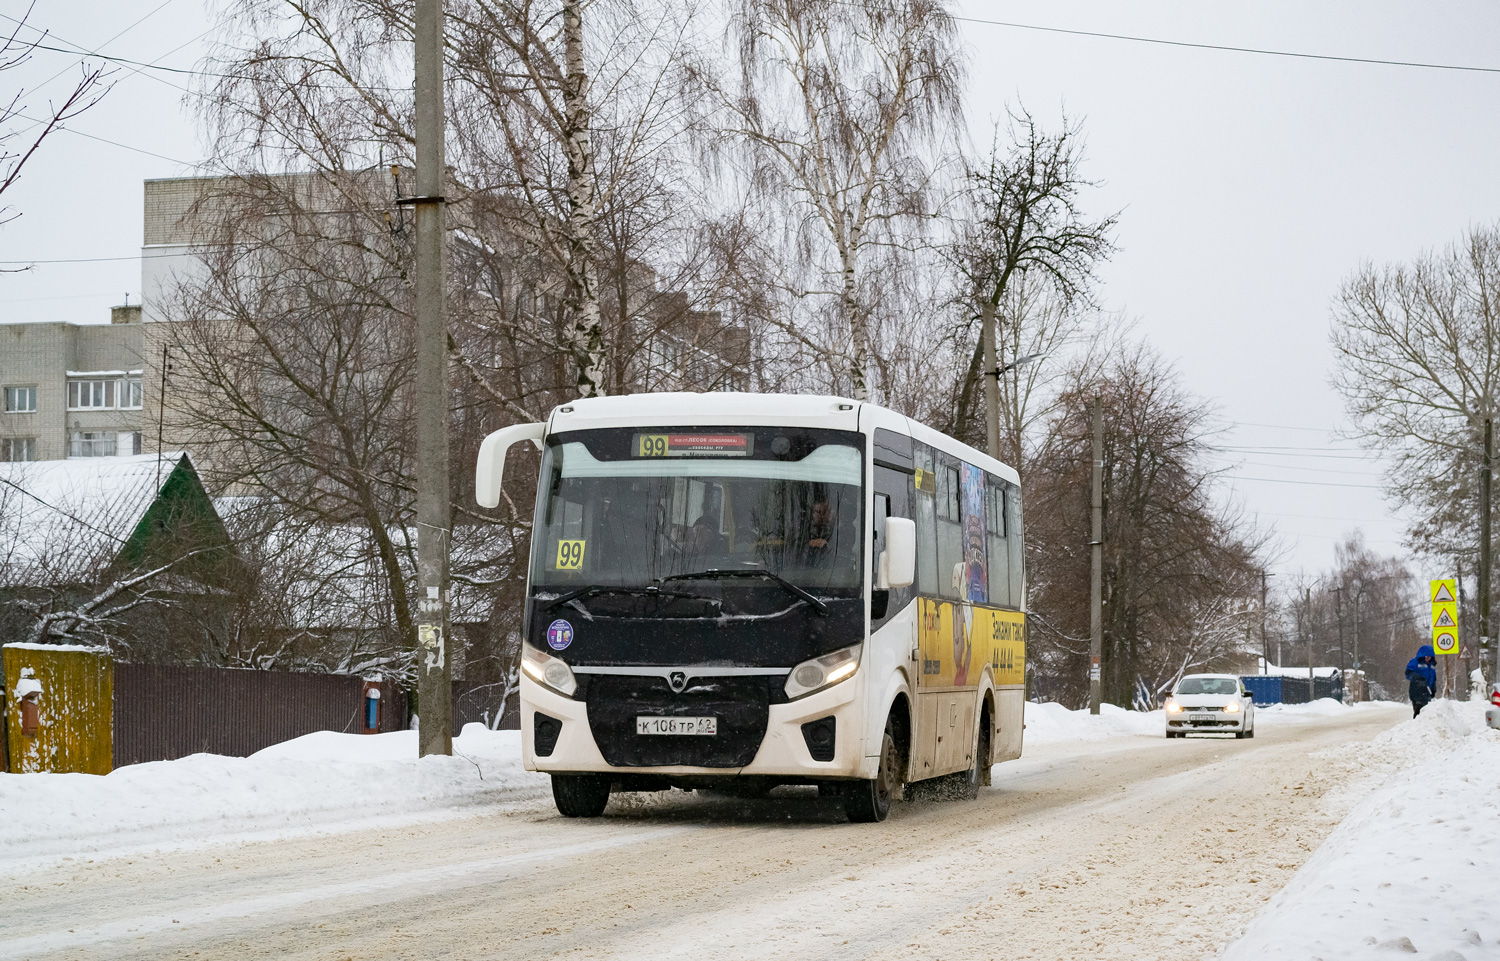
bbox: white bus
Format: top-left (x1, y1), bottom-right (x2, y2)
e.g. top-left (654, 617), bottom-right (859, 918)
top-left (476, 393), bottom-right (1026, 822)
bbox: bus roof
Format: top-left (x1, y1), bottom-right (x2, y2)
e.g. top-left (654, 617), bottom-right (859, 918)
top-left (545, 392), bottom-right (1020, 485)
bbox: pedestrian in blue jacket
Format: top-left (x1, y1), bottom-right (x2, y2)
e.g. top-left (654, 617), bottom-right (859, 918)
top-left (1405, 644), bottom-right (1437, 717)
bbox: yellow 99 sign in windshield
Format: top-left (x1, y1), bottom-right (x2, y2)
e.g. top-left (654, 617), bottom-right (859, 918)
top-left (554, 539), bottom-right (586, 570)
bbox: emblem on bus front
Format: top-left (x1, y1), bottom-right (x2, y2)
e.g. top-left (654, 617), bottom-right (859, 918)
top-left (668, 671), bottom-right (688, 693)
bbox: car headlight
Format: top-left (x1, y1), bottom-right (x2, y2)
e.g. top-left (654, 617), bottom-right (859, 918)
top-left (785, 645), bottom-right (861, 700)
top-left (1166, 700), bottom-right (1183, 714)
top-left (521, 643), bottom-right (577, 696)
top-left (1223, 701), bottom-right (1240, 713)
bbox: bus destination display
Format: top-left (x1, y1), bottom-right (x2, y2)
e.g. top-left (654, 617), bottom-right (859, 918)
top-left (633, 433), bottom-right (753, 457)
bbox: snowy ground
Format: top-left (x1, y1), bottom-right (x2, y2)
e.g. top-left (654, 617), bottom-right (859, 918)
top-left (1, 699), bottom-right (1390, 876)
top-left (6, 697), bottom-right (1471, 961)
top-left (0, 723), bottom-right (551, 874)
top-left (0, 699), bottom-right (1364, 874)
top-left (1222, 699), bottom-right (1500, 961)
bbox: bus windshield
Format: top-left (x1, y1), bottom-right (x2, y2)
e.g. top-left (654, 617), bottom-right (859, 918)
top-left (531, 427), bottom-right (864, 604)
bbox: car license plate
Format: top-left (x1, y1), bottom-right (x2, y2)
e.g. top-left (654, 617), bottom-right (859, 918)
top-left (1190, 713), bottom-right (1214, 722)
top-left (636, 716), bottom-right (717, 735)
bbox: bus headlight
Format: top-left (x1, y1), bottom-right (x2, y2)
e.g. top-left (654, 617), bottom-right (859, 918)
top-left (521, 644), bottom-right (577, 697)
top-left (785, 645), bottom-right (861, 700)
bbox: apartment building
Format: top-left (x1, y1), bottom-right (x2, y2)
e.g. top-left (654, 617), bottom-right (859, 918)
top-left (0, 305), bottom-right (148, 462)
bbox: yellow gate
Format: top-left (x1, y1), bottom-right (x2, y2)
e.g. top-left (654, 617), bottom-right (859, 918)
top-left (3, 643), bottom-right (113, 775)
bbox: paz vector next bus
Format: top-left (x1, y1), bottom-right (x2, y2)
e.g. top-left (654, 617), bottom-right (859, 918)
top-left (476, 393), bottom-right (1026, 822)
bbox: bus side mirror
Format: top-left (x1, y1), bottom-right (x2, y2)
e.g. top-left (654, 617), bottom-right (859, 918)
top-left (883, 517), bottom-right (915, 588)
top-left (476, 423), bottom-right (546, 508)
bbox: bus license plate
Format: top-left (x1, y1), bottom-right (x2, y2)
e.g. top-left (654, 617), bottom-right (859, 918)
top-left (637, 716), bottom-right (717, 735)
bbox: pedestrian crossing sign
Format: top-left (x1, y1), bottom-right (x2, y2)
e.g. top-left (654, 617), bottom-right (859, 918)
top-left (1430, 578), bottom-right (1459, 654)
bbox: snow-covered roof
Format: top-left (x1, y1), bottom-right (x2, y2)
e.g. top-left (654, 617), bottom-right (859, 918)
top-left (0, 453), bottom-right (191, 584)
top-left (1258, 664), bottom-right (1343, 679)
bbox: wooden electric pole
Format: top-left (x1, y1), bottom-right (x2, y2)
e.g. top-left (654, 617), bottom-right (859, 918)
top-left (413, 0), bottom-right (453, 757)
top-left (1305, 587), bottom-right (1315, 703)
top-left (1481, 415), bottom-right (1494, 683)
top-left (982, 299), bottom-right (1000, 460)
top-left (1089, 395), bottom-right (1103, 714)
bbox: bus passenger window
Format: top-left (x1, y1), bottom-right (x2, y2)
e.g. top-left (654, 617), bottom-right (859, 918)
top-left (1006, 482), bottom-right (1024, 603)
top-left (987, 478), bottom-right (1010, 607)
top-left (935, 457), bottom-right (963, 600)
top-left (914, 447), bottom-right (938, 596)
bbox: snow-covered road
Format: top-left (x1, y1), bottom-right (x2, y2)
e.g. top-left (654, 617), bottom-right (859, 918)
top-left (1, 705), bottom-right (1408, 960)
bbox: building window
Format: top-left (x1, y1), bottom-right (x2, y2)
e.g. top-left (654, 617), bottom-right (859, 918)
top-left (68, 379), bottom-right (113, 410)
top-left (65, 376), bottom-right (143, 410)
top-left (120, 377), bottom-right (143, 409)
top-left (70, 431), bottom-right (116, 457)
top-left (1, 437), bottom-right (36, 461)
top-left (4, 386), bottom-right (37, 413)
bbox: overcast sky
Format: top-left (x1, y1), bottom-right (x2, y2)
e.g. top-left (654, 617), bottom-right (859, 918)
top-left (3, 0), bottom-right (1497, 589)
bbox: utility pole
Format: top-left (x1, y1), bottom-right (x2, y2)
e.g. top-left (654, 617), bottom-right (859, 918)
top-left (1259, 572), bottom-right (1272, 671)
top-left (413, 0), bottom-right (453, 757)
top-left (1481, 415), bottom-right (1494, 684)
top-left (1351, 582), bottom-right (1361, 702)
top-left (1089, 394), bottom-right (1103, 715)
top-left (1305, 587), bottom-right (1315, 703)
top-left (1331, 584), bottom-right (1346, 694)
top-left (982, 299), bottom-right (1000, 460)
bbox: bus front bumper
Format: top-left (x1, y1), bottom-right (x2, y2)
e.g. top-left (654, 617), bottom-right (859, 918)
top-left (519, 672), bottom-right (876, 781)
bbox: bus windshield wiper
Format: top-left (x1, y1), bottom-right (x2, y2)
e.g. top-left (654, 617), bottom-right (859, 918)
top-left (658, 569), bottom-right (830, 617)
top-left (540, 585), bottom-right (715, 612)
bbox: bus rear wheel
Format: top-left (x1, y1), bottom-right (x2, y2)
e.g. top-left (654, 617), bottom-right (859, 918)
top-left (846, 719), bottom-right (902, 823)
top-left (552, 774), bottom-right (610, 818)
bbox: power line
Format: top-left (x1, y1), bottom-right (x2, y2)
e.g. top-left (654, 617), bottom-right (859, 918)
top-left (8, 111), bottom-right (198, 166)
top-left (1226, 474), bottom-right (1386, 490)
top-left (955, 6), bottom-right (1500, 76)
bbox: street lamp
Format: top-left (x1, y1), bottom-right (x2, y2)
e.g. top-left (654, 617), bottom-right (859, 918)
top-left (989, 352), bottom-right (1046, 378)
top-left (984, 352), bottom-right (1045, 460)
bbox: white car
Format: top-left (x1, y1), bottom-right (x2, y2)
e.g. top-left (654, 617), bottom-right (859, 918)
top-left (1164, 674), bottom-right (1255, 739)
top-left (1487, 682), bottom-right (1500, 731)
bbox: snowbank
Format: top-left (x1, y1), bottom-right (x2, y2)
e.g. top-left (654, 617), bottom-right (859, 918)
top-left (0, 723), bottom-right (549, 873)
top-left (1022, 701), bottom-right (1164, 744)
top-left (1021, 697), bottom-right (1384, 746)
top-left (1223, 699), bottom-right (1500, 960)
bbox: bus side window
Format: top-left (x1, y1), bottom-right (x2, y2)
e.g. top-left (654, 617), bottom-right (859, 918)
top-left (913, 444), bottom-right (938, 595)
top-left (1006, 481), bottom-right (1024, 603)
top-left (934, 455), bottom-right (963, 600)
top-left (986, 476), bottom-right (1010, 607)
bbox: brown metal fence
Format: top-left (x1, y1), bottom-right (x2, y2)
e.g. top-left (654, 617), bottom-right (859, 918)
top-left (112, 665), bottom-right (409, 767)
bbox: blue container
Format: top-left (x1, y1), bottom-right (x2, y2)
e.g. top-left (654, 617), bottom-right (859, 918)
top-left (1241, 675), bottom-right (1282, 706)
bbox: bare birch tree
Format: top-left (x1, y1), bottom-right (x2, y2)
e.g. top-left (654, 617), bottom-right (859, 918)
top-left (699, 0), bottom-right (963, 400)
top-left (1331, 223), bottom-right (1500, 565)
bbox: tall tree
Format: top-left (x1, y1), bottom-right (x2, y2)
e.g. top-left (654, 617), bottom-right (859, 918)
top-left (948, 109), bottom-right (1116, 457)
top-left (1025, 344), bottom-right (1264, 707)
top-left (702, 0), bottom-right (963, 400)
top-left (1332, 224), bottom-right (1500, 559)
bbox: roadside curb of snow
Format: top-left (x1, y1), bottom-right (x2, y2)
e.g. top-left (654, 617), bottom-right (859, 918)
top-left (0, 726), bottom-right (552, 877)
top-left (1220, 699), bottom-right (1500, 960)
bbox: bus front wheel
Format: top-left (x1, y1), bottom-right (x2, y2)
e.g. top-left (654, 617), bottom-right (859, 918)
top-left (845, 719), bottom-right (901, 823)
top-left (552, 774), bottom-right (611, 818)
